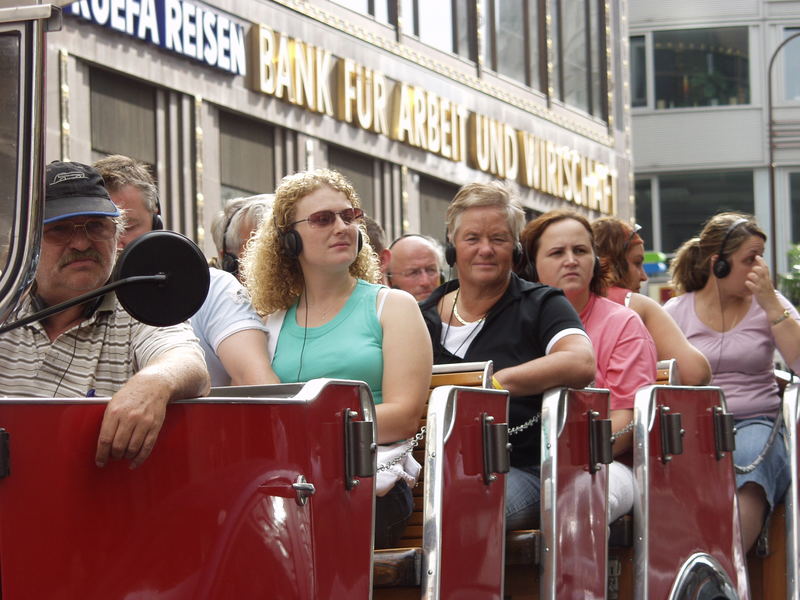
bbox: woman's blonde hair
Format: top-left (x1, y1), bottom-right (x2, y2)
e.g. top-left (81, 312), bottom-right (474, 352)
top-left (446, 181), bottom-right (525, 242)
top-left (670, 212), bottom-right (765, 294)
top-left (242, 169), bottom-right (381, 315)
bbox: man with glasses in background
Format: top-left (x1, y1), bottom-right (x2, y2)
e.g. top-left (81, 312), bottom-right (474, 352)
top-left (95, 154), bottom-right (276, 388)
top-left (0, 161), bottom-right (209, 469)
top-left (386, 234), bottom-right (445, 302)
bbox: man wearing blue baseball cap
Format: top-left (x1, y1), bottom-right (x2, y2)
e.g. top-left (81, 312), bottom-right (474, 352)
top-left (0, 161), bottom-right (209, 468)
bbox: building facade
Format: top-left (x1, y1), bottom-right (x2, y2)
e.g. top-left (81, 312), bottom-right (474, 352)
top-left (629, 0), bottom-right (800, 274)
top-left (49, 0), bottom-right (633, 257)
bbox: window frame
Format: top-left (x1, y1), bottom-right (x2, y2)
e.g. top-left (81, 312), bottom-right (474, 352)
top-left (549, 0), bottom-right (608, 120)
top-left (782, 26), bottom-right (800, 104)
top-left (631, 25), bottom-right (751, 111)
top-left (483, 0), bottom-right (546, 92)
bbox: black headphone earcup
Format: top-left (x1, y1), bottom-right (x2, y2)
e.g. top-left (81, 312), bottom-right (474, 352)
top-left (357, 230), bottom-right (364, 254)
top-left (713, 257), bottom-right (731, 279)
top-left (221, 252), bottom-right (239, 274)
top-left (152, 213), bottom-right (163, 231)
top-left (445, 243), bottom-right (456, 267)
top-left (527, 261), bottom-right (539, 282)
top-left (281, 229), bottom-right (303, 258)
top-left (512, 243), bottom-right (524, 267)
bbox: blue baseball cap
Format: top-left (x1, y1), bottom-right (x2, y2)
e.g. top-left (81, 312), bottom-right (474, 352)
top-left (44, 161), bottom-right (120, 224)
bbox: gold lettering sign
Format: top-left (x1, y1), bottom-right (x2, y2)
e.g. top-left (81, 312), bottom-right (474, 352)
top-left (249, 24), bottom-right (333, 115)
top-left (248, 23), bottom-right (616, 214)
top-left (517, 131), bottom-right (617, 214)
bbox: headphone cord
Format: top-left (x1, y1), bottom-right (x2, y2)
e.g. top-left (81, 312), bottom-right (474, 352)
top-left (53, 329), bottom-right (80, 396)
top-left (714, 278), bottom-right (725, 376)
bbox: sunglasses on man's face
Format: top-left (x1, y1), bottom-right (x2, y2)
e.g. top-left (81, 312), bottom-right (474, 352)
top-left (290, 207), bottom-right (364, 228)
top-left (44, 219), bottom-right (116, 245)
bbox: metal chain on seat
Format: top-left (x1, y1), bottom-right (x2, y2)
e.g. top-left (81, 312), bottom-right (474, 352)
top-left (376, 426), bottom-right (426, 472)
top-left (611, 420), bottom-right (634, 442)
top-left (509, 414), bottom-right (540, 435)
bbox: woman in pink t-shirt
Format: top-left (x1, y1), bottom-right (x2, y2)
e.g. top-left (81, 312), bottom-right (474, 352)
top-left (592, 217), bottom-right (711, 386)
top-left (521, 210), bottom-right (657, 522)
top-left (664, 212), bottom-right (800, 553)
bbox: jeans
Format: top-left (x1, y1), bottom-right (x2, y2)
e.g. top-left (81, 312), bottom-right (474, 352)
top-left (734, 417), bottom-right (790, 510)
top-left (505, 465), bottom-right (541, 530)
top-left (374, 480), bottom-right (413, 549)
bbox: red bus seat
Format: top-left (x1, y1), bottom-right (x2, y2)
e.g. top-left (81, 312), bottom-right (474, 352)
top-left (0, 379), bottom-right (376, 599)
top-left (747, 377), bottom-right (799, 600)
top-left (783, 380), bottom-right (799, 599)
top-left (421, 384), bottom-right (509, 597)
top-left (506, 387), bottom-right (612, 600)
top-left (374, 362), bottom-right (510, 599)
top-left (632, 385), bottom-right (747, 600)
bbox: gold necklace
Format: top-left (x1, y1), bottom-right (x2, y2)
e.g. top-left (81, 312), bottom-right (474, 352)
top-left (452, 295), bottom-right (484, 326)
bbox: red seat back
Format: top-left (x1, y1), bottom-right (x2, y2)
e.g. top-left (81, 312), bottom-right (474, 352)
top-left (540, 387), bottom-right (611, 600)
top-left (783, 382), bottom-right (799, 599)
top-left (422, 385), bottom-right (509, 599)
top-left (633, 385), bottom-right (747, 600)
top-left (0, 380), bottom-right (375, 599)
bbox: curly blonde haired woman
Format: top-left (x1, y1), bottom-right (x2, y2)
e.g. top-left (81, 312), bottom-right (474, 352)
top-left (242, 169), bottom-right (432, 548)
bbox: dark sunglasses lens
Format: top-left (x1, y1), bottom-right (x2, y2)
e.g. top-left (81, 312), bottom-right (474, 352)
top-left (46, 224), bottom-right (72, 243)
top-left (308, 211), bottom-right (336, 227)
top-left (339, 209), bottom-right (358, 224)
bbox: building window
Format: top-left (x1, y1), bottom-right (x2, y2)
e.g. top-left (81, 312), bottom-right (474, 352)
top-left (453, 0), bottom-right (477, 61)
top-left (90, 68), bottom-right (156, 164)
top-left (785, 28), bottom-right (800, 102)
top-left (551, 0), bottom-right (607, 119)
top-left (653, 27), bottom-right (749, 109)
top-left (418, 175), bottom-right (459, 245)
top-left (328, 145), bottom-right (376, 216)
top-left (401, 0), bottom-right (476, 60)
top-left (791, 172), bottom-right (800, 244)
top-left (630, 35), bottom-right (646, 108)
top-left (634, 178), bottom-right (653, 250)
top-left (658, 171), bottom-right (754, 253)
top-left (219, 111), bottom-right (275, 201)
top-left (331, 0), bottom-right (396, 26)
top-left (482, 0), bottom-right (541, 90)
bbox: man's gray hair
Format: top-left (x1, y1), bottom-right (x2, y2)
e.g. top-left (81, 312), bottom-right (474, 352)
top-left (112, 213), bottom-right (128, 241)
top-left (211, 194), bottom-right (274, 255)
top-left (94, 155), bottom-right (159, 214)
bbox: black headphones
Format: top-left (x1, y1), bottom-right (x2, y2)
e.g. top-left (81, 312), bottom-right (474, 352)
top-left (151, 193), bottom-right (163, 231)
top-left (444, 236), bottom-right (523, 268)
top-left (221, 210), bottom-right (240, 274)
top-left (712, 218), bottom-right (748, 279)
top-left (279, 226), bottom-right (364, 258)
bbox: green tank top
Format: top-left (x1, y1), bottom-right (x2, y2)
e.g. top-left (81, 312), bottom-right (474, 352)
top-left (273, 280), bottom-right (385, 404)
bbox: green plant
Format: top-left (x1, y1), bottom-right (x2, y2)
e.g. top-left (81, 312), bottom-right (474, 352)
top-left (688, 71), bottom-right (731, 105)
